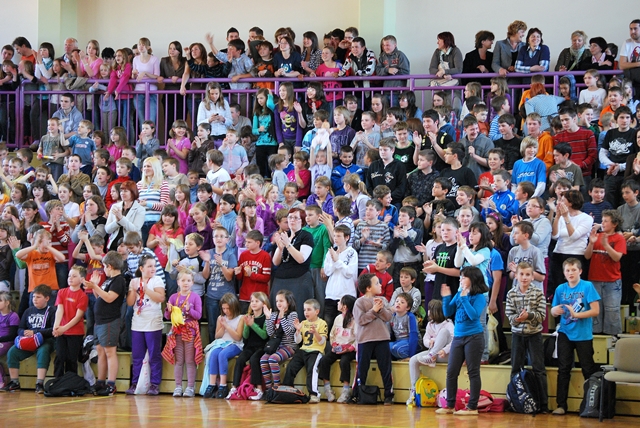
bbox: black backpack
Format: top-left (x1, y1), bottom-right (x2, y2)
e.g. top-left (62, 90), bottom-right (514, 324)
top-left (44, 372), bottom-right (92, 397)
top-left (579, 371), bottom-right (616, 419)
top-left (265, 385), bottom-right (310, 404)
top-left (506, 369), bottom-right (542, 414)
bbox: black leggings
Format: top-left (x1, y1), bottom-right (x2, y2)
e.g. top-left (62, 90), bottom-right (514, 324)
top-left (255, 145), bottom-right (278, 178)
top-left (232, 345), bottom-right (265, 387)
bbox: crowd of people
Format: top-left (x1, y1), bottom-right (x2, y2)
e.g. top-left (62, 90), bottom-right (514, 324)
top-left (0, 19), bottom-right (639, 417)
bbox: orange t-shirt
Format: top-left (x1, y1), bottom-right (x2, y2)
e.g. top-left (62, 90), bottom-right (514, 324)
top-left (25, 250), bottom-right (58, 292)
top-left (599, 104), bottom-right (625, 127)
top-left (536, 131), bottom-right (555, 170)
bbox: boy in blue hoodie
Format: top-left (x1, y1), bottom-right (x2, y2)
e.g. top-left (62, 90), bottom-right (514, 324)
top-left (331, 146), bottom-right (362, 196)
top-left (482, 169), bottom-right (518, 227)
top-left (373, 185), bottom-right (398, 231)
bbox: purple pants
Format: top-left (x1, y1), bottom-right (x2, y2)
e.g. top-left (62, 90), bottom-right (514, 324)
top-left (132, 330), bottom-right (163, 386)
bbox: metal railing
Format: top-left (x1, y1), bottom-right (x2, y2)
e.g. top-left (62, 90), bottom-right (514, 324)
top-left (0, 69), bottom-right (623, 148)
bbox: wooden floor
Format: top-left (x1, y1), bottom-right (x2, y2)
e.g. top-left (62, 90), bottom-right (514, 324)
top-left (4, 393), bottom-right (638, 428)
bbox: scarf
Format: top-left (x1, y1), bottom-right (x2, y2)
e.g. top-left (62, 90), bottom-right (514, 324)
top-left (568, 46), bottom-right (586, 71)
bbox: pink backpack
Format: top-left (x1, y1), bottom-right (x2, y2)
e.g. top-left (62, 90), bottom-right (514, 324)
top-left (227, 365), bottom-right (265, 400)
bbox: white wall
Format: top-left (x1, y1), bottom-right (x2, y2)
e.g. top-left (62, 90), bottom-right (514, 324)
top-left (393, 0), bottom-right (639, 75)
top-left (76, 0), bottom-right (361, 56)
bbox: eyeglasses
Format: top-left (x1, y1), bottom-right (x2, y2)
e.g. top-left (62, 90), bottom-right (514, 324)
top-left (288, 216), bottom-right (301, 221)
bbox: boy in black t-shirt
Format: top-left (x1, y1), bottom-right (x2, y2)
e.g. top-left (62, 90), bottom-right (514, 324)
top-left (600, 106), bottom-right (638, 207)
top-left (423, 217), bottom-right (460, 300)
top-left (392, 121), bottom-right (417, 172)
top-left (438, 142), bottom-right (477, 205)
top-left (85, 251), bottom-right (127, 396)
top-left (419, 109), bottom-right (453, 173)
top-left (493, 114), bottom-right (522, 172)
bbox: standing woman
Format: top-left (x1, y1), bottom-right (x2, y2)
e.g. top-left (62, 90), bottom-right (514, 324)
top-left (105, 180), bottom-right (146, 251)
top-left (301, 32), bottom-right (322, 77)
top-left (159, 41), bottom-right (187, 140)
top-left (492, 20), bottom-right (527, 76)
top-left (78, 39), bottom-right (103, 78)
top-left (555, 31), bottom-right (590, 72)
top-left (137, 157), bottom-right (170, 246)
top-left (549, 189), bottom-right (593, 297)
top-left (132, 38), bottom-right (160, 128)
top-left (33, 42), bottom-right (56, 139)
top-left (196, 81), bottom-right (232, 147)
top-left (463, 31), bottom-right (495, 86)
top-left (429, 32), bottom-right (464, 84)
top-left (515, 28), bottom-right (551, 74)
top-left (270, 208), bottom-right (315, 319)
top-left (273, 36), bottom-right (303, 88)
top-left (105, 49), bottom-right (133, 139)
top-left (180, 43), bottom-right (208, 120)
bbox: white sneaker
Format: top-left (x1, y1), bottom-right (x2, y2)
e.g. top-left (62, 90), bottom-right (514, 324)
top-left (249, 389), bottom-right (263, 401)
top-left (337, 389), bottom-right (351, 403)
top-left (309, 394), bottom-right (320, 403)
top-left (406, 389), bottom-right (415, 406)
top-left (325, 387), bottom-right (336, 402)
top-left (173, 387), bottom-right (183, 397)
top-left (226, 387), bottom-right (237, 399)
top-left (183, 387), bottom-right (195, 397)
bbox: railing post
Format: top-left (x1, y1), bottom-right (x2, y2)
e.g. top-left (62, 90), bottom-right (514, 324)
top-left (144, 82), bottom-right (150, 122)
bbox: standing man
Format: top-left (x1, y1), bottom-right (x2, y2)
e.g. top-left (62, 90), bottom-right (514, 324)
top-left (621, 19), bottom-right (640, 97)
top-left (339, 37), bottom-right (376, 108)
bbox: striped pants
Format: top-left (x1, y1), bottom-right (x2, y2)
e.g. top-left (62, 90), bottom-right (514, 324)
top-left (259, 345), bottom-right (295, 389)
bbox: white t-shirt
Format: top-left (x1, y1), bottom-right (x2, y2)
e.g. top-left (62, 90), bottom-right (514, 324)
top-left (552, 212), bottom-right (594, 255)
top-left (621, 38), bottom-right (640, 63)
top-left (579, 88), bottom-right (607, 117)
top-left (64, 202), bottom-right (80, 219)
top-left (206, 167), bottom-right (231, 204)
top-left (131, 276), bottom-right (165, 332)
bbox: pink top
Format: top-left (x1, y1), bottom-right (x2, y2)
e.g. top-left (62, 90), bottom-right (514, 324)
top-left (148, 224), bottom-right (184, 268)
top-left (236, 217), bottom-right (265, 248)
top-left (315, 63), bottom-right (343, 101)
top-left (132, 55), bottom-right (160, 91)
top-left (167, 137), bottom-right (191, 174)
top-left (107, 145), bottom-right (124, 173)
top-left (80, 57), bottom-right (103, 78)
top-left (107, 63), bottom-right (133, 99)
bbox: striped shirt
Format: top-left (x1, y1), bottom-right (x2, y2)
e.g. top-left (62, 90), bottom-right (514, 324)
top-left (266, 311), bottom-right (299, 348)
top-left (137, 180), bottom-right (170, 222)
top-left (127, 247), bottom-right (166, 285)
top-left (553, 128), bottom-right (597, 176)
top-left (352, 220), bottom-right (391, 270)
top-left (39, 221), bottom-right (71, 258)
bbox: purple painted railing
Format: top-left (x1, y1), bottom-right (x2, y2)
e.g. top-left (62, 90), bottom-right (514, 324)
top-left (2, 70), bottom-right (623, 148)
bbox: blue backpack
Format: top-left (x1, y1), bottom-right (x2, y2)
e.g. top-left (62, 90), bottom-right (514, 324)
top-left (506, 369), bottom-right (542, 414)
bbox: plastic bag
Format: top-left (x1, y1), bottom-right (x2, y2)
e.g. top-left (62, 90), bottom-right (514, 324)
top-left (487, 311), bottom-right (499, 360)
top-left (135, 351), bottom-right (151, 394)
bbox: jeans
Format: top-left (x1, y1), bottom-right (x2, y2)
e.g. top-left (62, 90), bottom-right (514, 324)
top-left (357, 341), bottom-right (393, 398)
top-left (140, 220), bottom-right (155, 249)
top-left (205, 297), bottom-right (220, 344)
top-left (592, 280), bottom-right (623, 335)
top-left (85, 293), bottom-right (97, 336)
top-left (135, 94), bottom-right (158, 129)
top-left (603, 174), bottom-right (623, 208)
top-left (208, 344), bottom-right (242, 377)
top-left (446, 333), bottom-right (484, 410)
top-left (510, 332), bottom-right (549, 410)
top-left (479, 294), bottom-right (489, 362)
top-left (556, 332), bottom-right (598, 410)
top-left (389, 339), bottom-right (411, 359)
top-left (164, 271), bottom-right (177, 300)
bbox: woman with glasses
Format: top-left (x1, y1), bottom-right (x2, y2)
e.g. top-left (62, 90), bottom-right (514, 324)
top-left (270, 208), bottom-right (314, 318)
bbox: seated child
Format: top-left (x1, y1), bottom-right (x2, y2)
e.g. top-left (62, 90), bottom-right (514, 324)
top-left (388, 293), bottom-right (420, 360)
top-left (283, 299), bottom-right (328, 403)
top-left (317, 295), bottom-right (357, 403)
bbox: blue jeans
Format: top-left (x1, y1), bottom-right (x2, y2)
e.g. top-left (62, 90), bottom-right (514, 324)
top-left (592, 280), bottom-right (623, 335)
top-left (85, 293), bottom-right (97, 336)
top-left (446, 333), bottom-right (484, 410)
top-left (208, 344), bottom-right (242, 377)
top-left (479, 294), bottom-right (489, 362)
top-left (135, 94), bottom-right (157, 129)
top-left (389, 339), bottom-right (411, 359)
top-left (206, 297), bottom-right (220, 344)
top-left (164, 271), bottom-right (177, 300)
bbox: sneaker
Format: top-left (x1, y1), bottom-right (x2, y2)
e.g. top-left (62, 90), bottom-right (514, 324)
top-left (454, 407), bottom-right (479, 416)
top-left (418, 353), bottom-right (436, 368)
top-left (97, 384), bottom-right (117, 396)
top-left (35, 383), bottom-right (44, 394)
top-left (146, 384), bottom-right (159, 396)
top-left (384, 396), bottom-right (394, 406)
top-left (0, 380), bottom-right (20, 392)
top-left (435, 407), bottom-right (455, 414)
top-left (225, 387), bottom-right (237, 399)
top-left (406, 389), bottom-right (415, 406)
top-left (249, 389), bottom-right (263, 401)
top-left (216, 385), bottom-right (229, 399)
top-left (173, 387), bottom-right (183, 397)
top-left (552, 407), bottom-right (566, 415)
top-left (203, 385), bottom-right (217, 399)
top-left (183, 387), bottom-right (195, 398)
top-left (325, 387), bottom-right (336, 402)
top-left (309, 394), bottom-right (320, 403)
top-left (125, 384), bottom-right (137, 395)
top-left (337, 389), bottom-right (351, 403)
